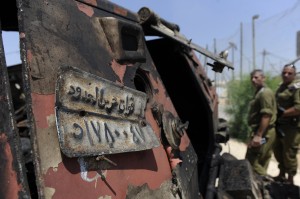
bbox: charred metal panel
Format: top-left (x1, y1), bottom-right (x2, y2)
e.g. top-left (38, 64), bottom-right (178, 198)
top-left (174, 144), bottom-right (200, 199)
top-left (17, 0), bottom-right (179, 198)
top-left (18, 0), bottom-right (122, 94)
top-left (56, 66), bottom-right (159, 157)
top-left (218, 159), bottom-right (262, 199)
top-left (100, 17), bottom-right (146, 63)
top-left (145, 38), bottom-right (217, 194)
top-left (0, 29), bottom-right (30, 198)
top-left (126, 180), bottom-right (180, 199)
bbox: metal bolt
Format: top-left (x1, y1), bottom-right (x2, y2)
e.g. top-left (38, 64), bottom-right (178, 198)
top-left (152, 106), bottom-right (158, 113)
top-left (140, 120), bottom-right (147, 127)
top-left (96, 155), bottom-right (117, 166)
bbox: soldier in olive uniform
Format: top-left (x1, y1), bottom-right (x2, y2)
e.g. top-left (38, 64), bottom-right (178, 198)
top-left (246, 69), bottom-right (277, 176)
top-left (273, 64), bottom-right (300, 184)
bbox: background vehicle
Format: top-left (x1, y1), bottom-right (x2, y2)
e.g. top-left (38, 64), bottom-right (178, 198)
top-left (1, 0), bottom-right (288, 199)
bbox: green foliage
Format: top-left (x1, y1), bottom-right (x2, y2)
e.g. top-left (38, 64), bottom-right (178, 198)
top-left (225, 73), bottom-right (281, 142)
top-left (265, 74), bottom-right (281, 91)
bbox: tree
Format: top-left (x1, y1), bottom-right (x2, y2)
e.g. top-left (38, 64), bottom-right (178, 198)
top-left (225, 73), bottom-right (281, 142)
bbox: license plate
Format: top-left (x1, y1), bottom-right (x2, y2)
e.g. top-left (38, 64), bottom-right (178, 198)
top-left (55, 66), bottom-right (160, 157)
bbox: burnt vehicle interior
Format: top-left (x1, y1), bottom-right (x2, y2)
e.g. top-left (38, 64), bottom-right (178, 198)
top-left (145, 38), bottom-right (216, 191)
top-left (1, 1), bottom-right (227, 198)
top-left (1, 1), bottom-right (38, 198)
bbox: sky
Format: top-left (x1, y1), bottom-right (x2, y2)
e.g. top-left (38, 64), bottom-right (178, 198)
top-left (110, 0), bottom-right (300, 80)
top-left (3, 0), bottom-right (300, 82)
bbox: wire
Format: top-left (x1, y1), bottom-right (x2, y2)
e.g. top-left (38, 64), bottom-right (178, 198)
top-left (277, 0), bottom-right (300, 21)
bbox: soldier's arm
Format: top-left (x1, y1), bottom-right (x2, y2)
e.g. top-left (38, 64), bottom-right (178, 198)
top-left (250, 114), bottom-right (271, 147)
top-left (281, 88), bottom-right (300, 117)
top-left (281, 107), bottom-right (300, 117)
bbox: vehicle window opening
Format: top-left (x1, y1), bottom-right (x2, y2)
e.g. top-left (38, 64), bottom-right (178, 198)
top-left (133, 68), bottom-right (153, 98)
top-left (100, 17), bottom-right (146, 63)
top-left (6, 63), bottom-right (38, 198)
top-left (121, 27), bottom-right (138, 51)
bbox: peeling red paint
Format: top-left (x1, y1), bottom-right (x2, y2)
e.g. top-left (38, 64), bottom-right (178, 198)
top-left (165, 146), bottom-right (183, 169)
top-left (117, 147), bottom-right (172, 189)
top-left (144, 104), bottom-right (160, 138)
top-left (41, 98), bottom-right (172, 197)
top-left (76, 1), bottom-right (94, 17)
top-left (13, 0), bottom-right (219, 197)
top-left (0, 133), bottom-right (22, 198)
top-left (43, 104), bottom-right (171, 197)
top-left (145, 70), bottom-right (191, 169)
top-left (27, 50), bottom-right (32, 64)
top-left (148, 73), bottom-right (176, 115)
top-left (164, 133), bottom-right (190, 169)
top-left (44, 146), bottom-right (172, 199)
top-left (113, 6), bottom-right (128, 17)
top-left (83, 0), bottom-right (97, 6)
top-left (31, 93), bottom-right (55, 129)
top-left (179, 133), bottom-right (190, 151)
top-left (110, 60), bottom-right (126, 84)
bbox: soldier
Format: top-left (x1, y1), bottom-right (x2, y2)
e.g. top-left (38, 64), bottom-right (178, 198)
top-left (246, 69), bottom-right (277, 177)
top-left (273, 64), bottom-right (300, 184)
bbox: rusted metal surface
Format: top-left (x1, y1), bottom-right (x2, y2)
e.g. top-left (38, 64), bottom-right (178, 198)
top-left (145, 38), bottom-right (218, 194)
top-left (16, 0), bottom-right (179, 198)
top-left (13, 0), bottom-right (221, 198)
top-left (0, 28), bottom-right (30, 198)
top-left (4, 0), bottom-right (300, 198)
top-left (174, 144), bottom-right (199, 198)
top-left (56, 66), bottom-right (159, 157)
top-left (76, 0), bottom-right (138, 21)
top-left (100, 17), bottom-right (146, 63)
top-left (125, 181), bottom-right (180, 199)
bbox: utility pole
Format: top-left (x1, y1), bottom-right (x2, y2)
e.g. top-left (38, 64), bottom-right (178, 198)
top-left (297, 31), bottom-right (300, 57)
top-left (229, 42), bottom-right (237, 80)
top-left (204, 44), bottom-right (208, 72)
top-left (240, 22), bottom-right (243, 80)
top-left (262, 49), bottom-right (269, 71)
top-left (214, 38), bottom-right (217, 86)
top-left (252, 14), bottom-right (259, 70)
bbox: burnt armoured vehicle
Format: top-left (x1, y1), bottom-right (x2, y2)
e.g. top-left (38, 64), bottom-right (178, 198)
top-left (0, 0), bottom-right (279, 199)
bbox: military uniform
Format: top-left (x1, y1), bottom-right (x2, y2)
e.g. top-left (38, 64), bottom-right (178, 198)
top-left (274, 80), bottom-right (300, 177)
top-left (246, 85), bottom-right (277, 176)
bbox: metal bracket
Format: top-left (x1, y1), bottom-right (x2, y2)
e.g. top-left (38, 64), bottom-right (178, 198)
top-left (138, 7), bottom-right (234, 72)
top-left (162, 111), bottom-right (189, 149)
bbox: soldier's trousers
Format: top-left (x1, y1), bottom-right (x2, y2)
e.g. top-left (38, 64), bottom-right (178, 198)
top-left (273, 127), bottom-right (300, 176)
top-left (246, 127), bottom-right (276, 176)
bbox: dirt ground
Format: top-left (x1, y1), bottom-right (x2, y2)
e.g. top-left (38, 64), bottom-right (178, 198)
top-left (220, 139), bottom-right (300, 186)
